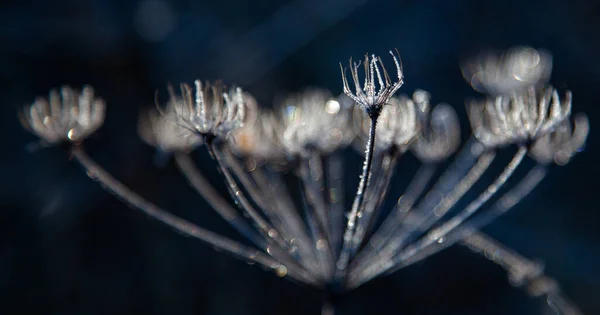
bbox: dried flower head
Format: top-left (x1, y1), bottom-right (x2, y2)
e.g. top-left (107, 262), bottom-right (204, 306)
top-left (19, 85), bottom-right (105, 144)
top-left (529, 113), bottom-right (589, 165)
top-left (410, 90), bottom-right (461, 162)
top-left (229, 109), bottom-right (285, 161)
top-left (462, 46), bottom-right (553, 95)
top-left (467, 86), bottom-right (572, 148)
top-left (138, 90), bottom-right (202, 152)
top-left (340, 50), bottom-right (404, 117)
top-left (175, 80), bottom-right (254, 140)
top-left (279, 88), bottom-right (357, 156)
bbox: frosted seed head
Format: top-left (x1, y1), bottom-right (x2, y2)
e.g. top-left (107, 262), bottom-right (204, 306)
top-left (467, 86), bottom-right (572, 148)
top-left (173, 80), bottom-right (253, 140)
top-left (19, 85), bottom-right (105, 144)
top-left (340, 50), bottom-right (404, 117)
top-left (462, 46), bottom-right (553, 95)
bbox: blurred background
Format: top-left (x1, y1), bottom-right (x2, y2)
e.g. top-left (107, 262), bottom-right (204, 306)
top-left (1, 0), bottom-right (599, 314)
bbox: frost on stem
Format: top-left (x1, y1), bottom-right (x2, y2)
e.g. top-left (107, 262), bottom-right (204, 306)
top-left (340, 50), bottom-right (404, 117)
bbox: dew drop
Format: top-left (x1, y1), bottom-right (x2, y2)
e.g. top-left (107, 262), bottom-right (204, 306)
top-left (275, 265), bottom-right (287, 277)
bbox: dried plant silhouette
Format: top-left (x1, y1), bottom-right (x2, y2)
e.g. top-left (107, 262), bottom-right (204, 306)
top-left (20, 47), bottom-right (589, 314)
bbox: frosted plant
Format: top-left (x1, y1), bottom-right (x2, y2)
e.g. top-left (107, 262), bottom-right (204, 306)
top-left (20, 47), bottom-right (588, 314)
top-left (19, 85), bottom-right (105, 144)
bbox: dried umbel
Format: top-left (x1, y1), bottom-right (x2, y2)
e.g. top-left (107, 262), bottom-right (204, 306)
top-left (468, 86), bottom-right (572, 148)
top-left (19, 47), bottom-right (588, 315)
top-left (19, 85), bottom-right (105, 143)
top-left (175, 80), bottom-right (253, 140)
top-left (340, 50), bottom-right (403, 117)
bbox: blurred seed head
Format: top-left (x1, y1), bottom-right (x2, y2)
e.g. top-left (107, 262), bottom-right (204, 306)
top-left (529, 113), bottom-right (589, 165)
top-left (278, 88), bottom-right (357, 156)
top-left (462, 46), bottom-right (553, 95)
top-left (467, 86), bottom-right (572, 148)
top-left (369, 95), bottom-right (418, 151)
top-left (410, 90), bottom-right (461, 162)
top-left (138, 90), bottom-right (202, 152)
top-left (19, 85), bottom-right (105, 144)
top-left (229, 109), bottom-right (286, 161)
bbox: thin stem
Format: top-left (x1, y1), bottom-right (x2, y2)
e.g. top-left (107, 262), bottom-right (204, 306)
top-left (422, 146), bottom-right (527, 244)
top-left (353, 146), bottom-right (527, 286)
top-left (223, 152), bottom-right (289, 242)
top-left (351, 164), bottom-right (436, 271)
top-left (249, 166), bottom-right (319, 272)
top-left (349, 148), bottom-right (399, 257)
top-left (174, 153), bottom-right (266, 248)
top-left (392, 152), bottom-right (496, 249)
top-left (70, 145), bottom-right (317, 285)
top-left (348, 165), bottom-right (546, 289)
top-left (352, 151), bottom-right (494, 276)
top-left (205, 139), bottom-right (287, 248)
top-left (336, 113), bottom-right (379, 280)
top-left (326, 152), bottom-right (345, 257)
top-left (298, 155), bottom-right (336, 279)
top-left (461, 233), bottom-right (583, 315)
top-left (298, 152), bottom-right (333, 246)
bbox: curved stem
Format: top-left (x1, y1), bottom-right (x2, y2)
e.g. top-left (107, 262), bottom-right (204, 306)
top-left (351, 164), bottom-right (436, 271)
top-left (205, 139), bottom-right (287, 248)
top-left (351, 146), bottom-right (527, 287)
top-left (462, 233), bottom-right (582, 315)
top-left (348, 165), bottom-right (547, 290)
top-left (352, 151), bottom-right (494, 276)
top-left (70, 145), bottom-right (317, 285)
top-left (174, 153), bottom-right (266, 248)
top-left (336, 114), bottom-right (379, 281)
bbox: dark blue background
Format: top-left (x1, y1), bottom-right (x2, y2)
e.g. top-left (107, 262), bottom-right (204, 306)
top-left (1, 0), bottom-right (599, 314)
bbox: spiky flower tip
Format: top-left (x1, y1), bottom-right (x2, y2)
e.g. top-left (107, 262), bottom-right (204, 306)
top-left (174, 80), bottom-right (254, 142)
top-left (138, 87), bottom-right (203, 153)
top-left (410, 90), bottom-right (461, 162)
top-left (19, 85), bottom-right (105, 144)
top-left (278, 88), bottom-right (357, 156)
top-left (340, 50), bottom-right (404, 118)
top-left (467, 86), bottom-right (572, 148)
top-left (461, 46), bottom-right (553, 95)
